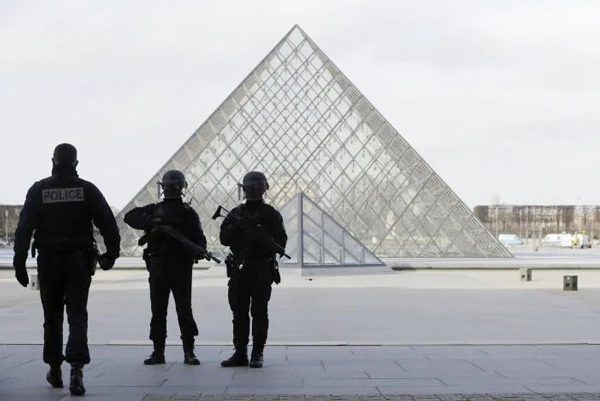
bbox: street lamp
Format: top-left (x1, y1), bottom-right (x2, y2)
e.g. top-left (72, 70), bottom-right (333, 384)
top-left (4, 209), bottom-right (8, 244)
top-left (490, 193), bottom-right (500, 239)
top-left (577, 197), bottom-right (582, 232)
top-left (591, 213), bottom-right (595, 244)
top-left (495, 205), bottom-right (499, 238)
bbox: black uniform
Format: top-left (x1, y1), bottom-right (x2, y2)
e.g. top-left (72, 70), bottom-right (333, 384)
top-left (219, 199), bottom-right (287, 352)
top-left (13, 165), bottom-right (121, 367)
top-left (124, 198), bottom-right (206, 346)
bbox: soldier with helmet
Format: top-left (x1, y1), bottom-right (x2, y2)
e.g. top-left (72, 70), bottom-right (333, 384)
top-left (13, 143), bottom-right (121, 396)
top-left (124, 169), bottom-right (206, 366)
top-left (219, 171), bottom-right (287, 368)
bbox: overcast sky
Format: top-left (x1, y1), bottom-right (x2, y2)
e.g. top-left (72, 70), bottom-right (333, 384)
top-left (2, 0), bottom-right (599, 210)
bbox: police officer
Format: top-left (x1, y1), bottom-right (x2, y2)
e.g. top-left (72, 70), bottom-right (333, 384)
top-left (13, 143), bottom-right (121, 396)
top-left (219, 171), bottom-right (287, 368)
top-left (124, 170), bottom-right (206, 366)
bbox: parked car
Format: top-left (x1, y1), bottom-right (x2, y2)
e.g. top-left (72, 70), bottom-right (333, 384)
top-left (498, 233), bottom-right (524, 246)
top-left (542, 233), bottom-right (562, 247)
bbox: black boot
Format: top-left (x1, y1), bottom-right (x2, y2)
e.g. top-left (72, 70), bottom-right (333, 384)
top-left (182, 339), bottom-right (200, 365)
top-left (220, 346), bottom-right (249, 367)
top-left (249, 346), bottom-right (264, 368)
top-left (69, 364), bottom-right (85, 396)
top-left (46, 363), bottom-right (63, 388)
top-left (144, 341), bottom-right (166, 365)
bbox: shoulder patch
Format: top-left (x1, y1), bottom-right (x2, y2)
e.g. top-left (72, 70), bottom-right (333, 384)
top-left (42, 187), bottom-right (84, 203)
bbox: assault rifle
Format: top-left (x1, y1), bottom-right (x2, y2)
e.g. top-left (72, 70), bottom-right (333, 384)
top-left (212, 205), bottom-right (290, 259)
top-left (138, 224), bottom-right (221, 264)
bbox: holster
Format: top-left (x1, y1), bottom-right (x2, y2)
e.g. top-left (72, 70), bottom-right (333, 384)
top-left (31, 240), bottom-right (37, 258)
top-left (142, 248), bottom-right (165, 273)
top-left (225, 253), bottom-right (242, 278)
top-left (85, 242), bottom-right (99, 276)
top-left (273, 259), bottom-right (281, 285)
top-left (142, 248), bottom-right (152, 272)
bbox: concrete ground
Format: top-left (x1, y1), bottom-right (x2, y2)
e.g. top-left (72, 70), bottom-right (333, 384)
top-left (2, 266), bottom-right (600, 400)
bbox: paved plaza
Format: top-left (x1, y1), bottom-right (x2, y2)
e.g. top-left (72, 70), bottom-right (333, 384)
top-left (4, 343), bottom-right (600, 400)
top-left (2, 259), bottom-right (600, 400)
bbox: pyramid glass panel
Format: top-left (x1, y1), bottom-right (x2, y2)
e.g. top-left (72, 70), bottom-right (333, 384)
top-left (278, 192), bottom-right (385, 268)
top-left (115, 25), bottom-right (512, 259)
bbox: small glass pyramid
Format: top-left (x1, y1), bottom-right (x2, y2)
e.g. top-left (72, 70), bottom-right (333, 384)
top-left (279, 192), bottom-right (384, 267)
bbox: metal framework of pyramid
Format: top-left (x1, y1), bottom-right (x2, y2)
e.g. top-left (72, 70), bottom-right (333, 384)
top-left (115, 25), bottom-right (512, 259)
top-left (280, 192), bottom-right (385, 267)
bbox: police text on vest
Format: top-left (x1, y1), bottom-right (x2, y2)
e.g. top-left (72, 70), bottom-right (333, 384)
top-left (42, 188), bottom-right (84, 203)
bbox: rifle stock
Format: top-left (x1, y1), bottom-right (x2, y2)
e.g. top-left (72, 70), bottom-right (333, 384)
top-left (139, 224), bottom-right (221, 264)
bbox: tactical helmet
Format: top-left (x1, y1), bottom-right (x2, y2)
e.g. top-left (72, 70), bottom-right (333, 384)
top-left (242, 171), bottom-right (269, 201)
top-left (52, 143), bottom-right (78, 166)
top-left (160, 170), bottom-right (187, 199)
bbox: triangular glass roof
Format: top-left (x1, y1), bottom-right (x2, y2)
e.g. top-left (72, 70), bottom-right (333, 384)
top-left (279, 192), bottom-right (385, 267)
top-left (114, 25), bottom-right (512, 259)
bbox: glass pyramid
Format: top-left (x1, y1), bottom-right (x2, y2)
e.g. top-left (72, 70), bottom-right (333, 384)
top-left (279, 192), bottom-right (385, 267)
top-left (115, 25), bottom-right (511, 259)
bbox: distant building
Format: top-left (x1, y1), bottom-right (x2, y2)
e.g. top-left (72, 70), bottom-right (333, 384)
top-left (0, 205), bottom-right (22, 244)
top-left (474, 205), bottom-right (600, 239)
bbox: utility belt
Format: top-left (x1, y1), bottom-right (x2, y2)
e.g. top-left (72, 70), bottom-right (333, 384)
top-left (34, 236), bottom-right (91, 253)
top-left (33, 237), bottom-right (98, 276)
top-left (142, 248), bottom-right (189, 273)
top-left (225, 253), bottom-right (281, 284)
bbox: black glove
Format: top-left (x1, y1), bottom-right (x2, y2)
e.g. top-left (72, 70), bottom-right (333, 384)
top-left (13, 254), bottom-right (29, 287)
top-left (98, 253), bottom-right (116, 271)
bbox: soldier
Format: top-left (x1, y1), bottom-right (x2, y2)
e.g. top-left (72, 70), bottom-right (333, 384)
top-left (219, 171), bottom-right (287, 368)
top-left (13, 143), bottom-right (121, 396)
top-left (124, 170), bottom-right (206, 366)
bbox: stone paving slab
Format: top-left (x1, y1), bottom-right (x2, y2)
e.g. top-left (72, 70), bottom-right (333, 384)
top-left (2, 345), bottom-right (600, 400)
